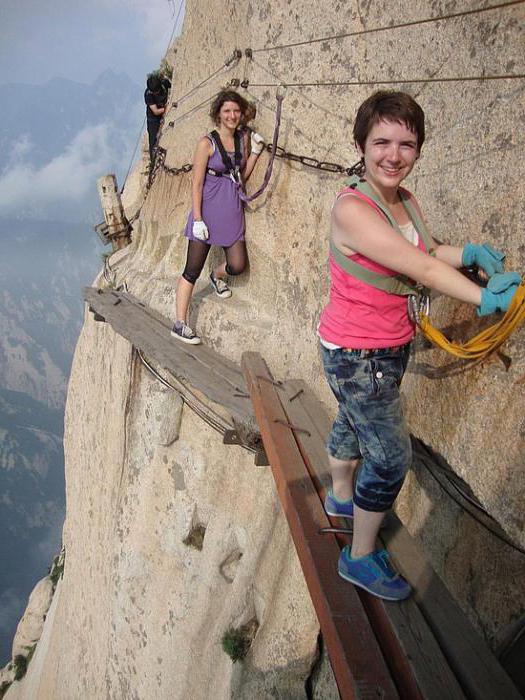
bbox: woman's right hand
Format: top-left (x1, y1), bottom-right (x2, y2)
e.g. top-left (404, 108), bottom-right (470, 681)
top-left (462, 243), bottom-right (505, 277)
top-left (192, 220), bottom-right (209, 241)
top-left (477, 272), bottom-right (521, 316)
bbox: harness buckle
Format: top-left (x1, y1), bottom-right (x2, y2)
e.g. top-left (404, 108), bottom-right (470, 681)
top-left (229, 167), bottom-right (242, 185)
top-left (408, 288), bottom-right (430, 325)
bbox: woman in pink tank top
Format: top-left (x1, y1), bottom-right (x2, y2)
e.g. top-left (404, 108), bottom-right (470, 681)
top-left (319, 91), bottom-right (520, 601)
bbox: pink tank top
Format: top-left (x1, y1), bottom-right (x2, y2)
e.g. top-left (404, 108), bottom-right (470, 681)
top-left (318, 189), bottom-right (427, 349)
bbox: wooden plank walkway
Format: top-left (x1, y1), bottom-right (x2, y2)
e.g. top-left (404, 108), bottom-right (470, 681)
top-left (83, 289), bottom-right (520, 699)
top-left (242, 352), bottom-right (399, 700)
top-left (248, 366), bottom-right (521, 700)
top-left (84, 287), bottom-right (264, 458)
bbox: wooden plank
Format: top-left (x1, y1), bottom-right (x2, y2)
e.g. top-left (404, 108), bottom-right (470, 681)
top-left (380, 516), bottom-right (522, 700)
top-left (280, 380), bottom-right (465, 700)
top-left (84, 288), bottom-right (255, 434)
top-left (282, 379), bottom-right (520, 700)
top-left (119, 291), bottom-right (249, 393)
top-left (242, 352), bottom-right (399, 700)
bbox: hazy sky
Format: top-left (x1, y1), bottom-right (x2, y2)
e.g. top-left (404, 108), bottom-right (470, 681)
top-left (0, 0), bottom-right (184, 86)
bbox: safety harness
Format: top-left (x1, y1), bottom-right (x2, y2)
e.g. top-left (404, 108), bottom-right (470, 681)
top-left (333, 175), bottom-right (525, 359)
top-left (331, 175), bottom-right (435, 321)
top-left (207, 130), bottom-right (243, 184)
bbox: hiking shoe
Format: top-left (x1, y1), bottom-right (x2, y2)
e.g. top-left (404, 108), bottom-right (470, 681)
top-left (338, 547), bottom-right (411, 601)
top-left (324, 490), bottom-right (354, 519)
top-left (170, 321), bottom-right (201, 345)
top-left (210, 272), bottom-right (232, 298)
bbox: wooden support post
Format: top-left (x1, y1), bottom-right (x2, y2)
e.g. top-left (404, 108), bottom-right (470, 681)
top-left (241, 351), bottom-right (399, 700)
top-left (97, 174), bottom-right (131, 251)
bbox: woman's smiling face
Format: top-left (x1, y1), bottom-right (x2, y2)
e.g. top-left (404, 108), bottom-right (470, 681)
top-left (360, 119), bottom-right (419, 195)
top-left (219, 101), bottom-right (242, 129)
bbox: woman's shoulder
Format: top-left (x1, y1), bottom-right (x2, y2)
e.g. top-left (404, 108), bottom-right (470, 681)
top-left (399, 187), bottom-right (423, 215)
top-left (196, 134), bottom-right (214, 153)
top-left (334, 188), bottom-right (383, 217)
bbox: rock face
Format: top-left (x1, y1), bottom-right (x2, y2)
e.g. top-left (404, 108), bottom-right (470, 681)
top-left (11, 577), bottom-right (54, 659)
top-left (6, 1), bottom-right (525, 697)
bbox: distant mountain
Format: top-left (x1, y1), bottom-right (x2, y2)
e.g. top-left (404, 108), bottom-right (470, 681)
top-left (0, 387), bottom-right (65, 665)
top-left (0, 218), bottom-right (100, 408)
top-left (0, 217), bottom-right (100, 664)
top-left (0, 70), bottom-right (142, 171)
top-left (0, 68), bottom-right (132, 666)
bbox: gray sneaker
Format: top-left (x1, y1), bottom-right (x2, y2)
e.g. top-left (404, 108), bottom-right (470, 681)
top-left (210, 273), bottom-right (232, 298)
top-left (170, 321), bottom-right (201, 345)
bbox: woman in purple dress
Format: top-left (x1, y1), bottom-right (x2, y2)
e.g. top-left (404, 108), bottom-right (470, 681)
top-left (171, 90), bottom-right (264, 344)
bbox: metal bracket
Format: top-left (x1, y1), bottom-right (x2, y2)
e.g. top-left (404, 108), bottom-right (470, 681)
top-left (223, 430), bottom-right (269, 467)
top-left (273, 419), bottom-right (311, 436)
top-left (288, 388), bottom-right (304, 402)
top-left (223, 429), bottom-right (242, 446)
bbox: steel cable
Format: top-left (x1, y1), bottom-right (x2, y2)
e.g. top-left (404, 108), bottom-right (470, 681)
top-left (415, 444), bottom-right (525, 556)
top-left (245, 73), bottom-right (525, 89)
top-left (135, 349), bottom-right (257, 454)
top-left (251, 0), bottom-right (525, 53)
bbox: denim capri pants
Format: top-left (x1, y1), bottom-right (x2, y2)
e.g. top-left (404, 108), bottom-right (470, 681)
top-left (321, 343), bottom-right (412, 512)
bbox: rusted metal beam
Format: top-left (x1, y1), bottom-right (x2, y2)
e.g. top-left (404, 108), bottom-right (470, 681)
top-left (241, 351), bottom-right (399, 700)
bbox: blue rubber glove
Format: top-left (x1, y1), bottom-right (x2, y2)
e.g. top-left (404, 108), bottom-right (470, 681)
top-left (462, 242), bottom-right (505, 277)
top-left (477, 272), bottom-right (521, 316)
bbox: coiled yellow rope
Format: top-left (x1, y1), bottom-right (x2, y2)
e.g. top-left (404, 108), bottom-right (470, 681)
top-left (418, 280), bottom-right (525, 359)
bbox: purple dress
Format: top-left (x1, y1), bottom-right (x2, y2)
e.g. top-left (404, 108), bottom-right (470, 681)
top-left (184, 134), bottom-right (247, 247)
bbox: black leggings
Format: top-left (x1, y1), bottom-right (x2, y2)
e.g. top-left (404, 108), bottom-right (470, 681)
top-left (182, 239), bottom-right (248, 285)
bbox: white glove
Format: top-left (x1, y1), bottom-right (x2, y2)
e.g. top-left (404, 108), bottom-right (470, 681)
top-left (250, 132), bottom-right (265, 155)
top-left (192, 220), bottom-right (209, 241)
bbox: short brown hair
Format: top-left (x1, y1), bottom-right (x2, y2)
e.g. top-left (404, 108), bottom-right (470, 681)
top-left (210, 90), bottom-right (254, 126)
top-left (353, 91), bottom-right (425, 152)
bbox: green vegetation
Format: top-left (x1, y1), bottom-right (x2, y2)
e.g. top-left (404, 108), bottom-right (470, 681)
top-left (49, 548), bottom-right (65, 588)
top-left (25, 643), bottom-right (37, 665)
top-left (221, 619), bottom-right (259, 663)
top-left (0, 680), bottom-right (13, 699)
top-left (13, 654), bottom-right (28, 681)
top-left (183, 524), bottom-right (206, 551)
top-left (159, 59), bottom-right (173, 80)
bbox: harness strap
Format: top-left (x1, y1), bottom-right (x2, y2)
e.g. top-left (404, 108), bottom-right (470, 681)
top-left (330, 175), bottom-right (434, 295)
top-left (329, 240), bottom-right (418, 296)
top-left (210, 129), bottom-right (242, 175)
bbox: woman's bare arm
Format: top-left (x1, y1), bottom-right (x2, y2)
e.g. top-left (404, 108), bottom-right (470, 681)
top-left (191, 137), bottom-right (213, 220)
top-left (242, 132), bottom-right (260, 181)
top-left (433, 244), bottom-right (464, 268)
top-left (333, 196), bottom-right (482, 306)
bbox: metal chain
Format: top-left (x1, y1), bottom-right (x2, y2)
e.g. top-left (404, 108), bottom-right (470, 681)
top-left (127, 130), bottom-right (358, 225)
top-left (264, 143), bottom-right (358, 176)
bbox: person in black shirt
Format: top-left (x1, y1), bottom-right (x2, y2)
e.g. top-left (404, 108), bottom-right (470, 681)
top-left (144, 74), bottom-right (172, 165)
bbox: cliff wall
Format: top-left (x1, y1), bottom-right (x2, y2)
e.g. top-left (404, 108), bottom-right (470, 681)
top-left (5, 1), bottom-right (524, 697)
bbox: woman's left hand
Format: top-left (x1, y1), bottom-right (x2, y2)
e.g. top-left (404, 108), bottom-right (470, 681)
top-left (250, 132), bottom-right (265, 155)
top-left (462, 242), bottom-right (505, 277)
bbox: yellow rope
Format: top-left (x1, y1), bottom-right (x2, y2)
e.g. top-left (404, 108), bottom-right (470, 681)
top-left (418, 280), bottom-right (525, 359)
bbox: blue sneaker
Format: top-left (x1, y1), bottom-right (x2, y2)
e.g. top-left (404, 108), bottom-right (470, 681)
top-left (324, 490), bottom-right (354, 519)
top-left (338, 547), bottom-right (411, 601)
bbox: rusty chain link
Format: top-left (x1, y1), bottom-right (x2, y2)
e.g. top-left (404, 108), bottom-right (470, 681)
top-left (128, 142), bottom-right (356, 225)
top-left (264, 143), bottom-right (356, 176)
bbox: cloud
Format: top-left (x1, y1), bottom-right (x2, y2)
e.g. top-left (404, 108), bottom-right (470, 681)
top-left (0, 124), bottom-right (130, 215)
top-left (97, 0), bottom-right (184, 54)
